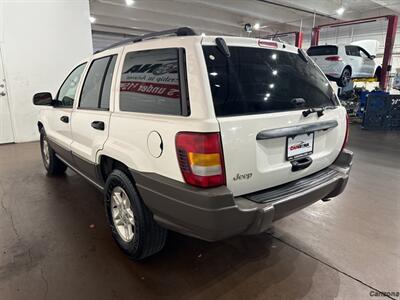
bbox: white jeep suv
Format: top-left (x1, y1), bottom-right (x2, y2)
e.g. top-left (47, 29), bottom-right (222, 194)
top-left (33, 28), bottom-right (353, 260)
top-left (307, 44), bottom-right (378, 87)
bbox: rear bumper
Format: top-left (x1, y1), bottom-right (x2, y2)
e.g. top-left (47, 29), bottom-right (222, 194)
top-left (132, 149), bottom-right (353, 241)
top-left (317, 62), bottom-right (344, 80)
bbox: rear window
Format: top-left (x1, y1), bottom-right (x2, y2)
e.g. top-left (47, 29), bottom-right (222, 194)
top-left (307, 46), bottom-right (338, 56)
top-left (203, 46), bottom-right (337, 117)
top-left (119, 48), bottom-right (186, 115)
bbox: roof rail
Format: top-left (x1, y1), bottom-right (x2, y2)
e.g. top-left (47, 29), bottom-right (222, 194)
top-left (95, 27), bottom-right (196, 54)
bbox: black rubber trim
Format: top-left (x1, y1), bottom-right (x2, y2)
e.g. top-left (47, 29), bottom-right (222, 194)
top-left (46, 137), bottom-right (74, 165)
top-left (178, 48), bottom-right (190, 116)
top-left (256, 120), bottom-right (338, 140)
top-left (46, 137), bottom-right (103, 186)
top-left (71, 152), bottom-right (98, 182)
top-left (244, 168), bottom-right (341, 203)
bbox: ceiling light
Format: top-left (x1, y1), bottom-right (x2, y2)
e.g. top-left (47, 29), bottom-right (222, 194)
top-left (336, 7), bottom-right (345, 15)
top-left (126, 0), bottom-right (134, 5)
top-left (269, 83), bottom-right (275, 89)
top-left (201, 32), bottom-right (206, 37)
top-left (254, 23), bottom-right (260, 30)
top-left (210, 72), bottom-right (218, 77)
top-left (89, 16), bottom-right (96, 23)
top-left (272, 70), bottom-right (278, 76)
top-left (244, 23), bottom-right (252, 33)
top-left (271, 53), bottom-right (277, 60)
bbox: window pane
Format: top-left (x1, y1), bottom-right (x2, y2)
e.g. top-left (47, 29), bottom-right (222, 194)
top-left (307, 46), bottom-right (338, 56)
top-left (57, 63), bottom-right (86, 107)
top-left (120, 48), bottom-right (182, 115)
top-left (100, 56), bottom-right (117, 109)
top-left (346, 46), bottom-right (360, 57)
top-left (203, 46), bottom-right (337, 117)
top-left (80, 56), bottom-right (110, 109)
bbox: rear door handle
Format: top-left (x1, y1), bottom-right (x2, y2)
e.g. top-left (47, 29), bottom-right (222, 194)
top-left (291, 157), bottom-right (313, 172)
top-left (91, 121), bottom-right (105, 130)
top-left (60, 116), bottom-right (69, 123)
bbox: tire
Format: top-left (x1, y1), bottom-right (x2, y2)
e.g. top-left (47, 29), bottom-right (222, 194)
top-left (374, 67), bottom-right (381, 82)
top-left (337, 67), bottom-right (352, 87)
top-left (104, 169), bottom-right (167, 260)
top-left (40, 128), bottom-right (67, 175)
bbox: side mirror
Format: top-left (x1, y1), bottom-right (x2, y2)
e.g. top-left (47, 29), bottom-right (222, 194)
top-left (370, 55), bottom-right (376, 60)
top-left (33, 92), bottom-right (53, 106)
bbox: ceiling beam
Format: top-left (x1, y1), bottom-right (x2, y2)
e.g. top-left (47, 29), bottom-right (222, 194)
top-left (92, 24), bottom-right (150, 36)
top-left (257, 0), bottom-right (337, 20)
top-left (96, 0), bottom-right (243, 29)
top-left (368, 0), bottom-right (400, 14)
top-left (91, 14), bottom-right (234, 36)
top-left (91, 0), bottom-right (248, 35)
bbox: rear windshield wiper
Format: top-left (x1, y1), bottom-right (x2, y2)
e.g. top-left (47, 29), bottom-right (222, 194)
top-left (302, 107), bottom-right (324, 117)
top-left (302, 106), bottom-right (337, 117)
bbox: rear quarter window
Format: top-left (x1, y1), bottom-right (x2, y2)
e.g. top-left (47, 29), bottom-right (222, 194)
top-left (119, 48), bottom-right (188, 115)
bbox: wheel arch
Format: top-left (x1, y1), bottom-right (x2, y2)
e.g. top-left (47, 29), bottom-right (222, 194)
top-left (343, 65), bottom-right (352, 75)
top-left (37, 121), bottom-right (44, 132)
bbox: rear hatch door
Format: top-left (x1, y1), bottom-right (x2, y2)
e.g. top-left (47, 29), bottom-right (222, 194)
top-left (202, 38), bottom-right (347, 197)
top-left (306, 45), bottom-right (339, 68)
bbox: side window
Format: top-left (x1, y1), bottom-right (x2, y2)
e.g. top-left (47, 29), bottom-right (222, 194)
top-left (120, 48), bottom-right (187, 115)
top-left (57, 63), bottom-right (87, 107)
top-left (359, 48), bottom-right (370, 59)
top-left (79, 55), bottom-right (116, 110)
top-left (346, 46), bottom-right (360, 57)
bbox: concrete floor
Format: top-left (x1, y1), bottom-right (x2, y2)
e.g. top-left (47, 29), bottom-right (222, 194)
top-left (0, 124), bottom-right (399, 300)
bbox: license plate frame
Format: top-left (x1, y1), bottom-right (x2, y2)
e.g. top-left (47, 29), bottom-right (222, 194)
top-left (286, 132), bottom-right (314, 161)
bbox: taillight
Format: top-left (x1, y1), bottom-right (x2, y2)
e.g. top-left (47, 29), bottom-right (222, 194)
top-left (325, 56), bottom-right (342, 61)
top-left (175, 132), bottom-right (226, 188)
top-left (342, 113), bottom-right (350, 151)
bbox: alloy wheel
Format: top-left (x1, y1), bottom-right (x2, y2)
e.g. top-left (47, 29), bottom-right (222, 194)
top-left (111, 186), bottom-right (135, 242)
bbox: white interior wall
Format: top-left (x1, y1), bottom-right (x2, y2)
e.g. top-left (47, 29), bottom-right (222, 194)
top-left (0, 0), bottom-right (93, 143)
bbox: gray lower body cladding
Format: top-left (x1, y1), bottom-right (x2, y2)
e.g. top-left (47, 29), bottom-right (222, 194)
top-left (132, 149), bottom-right (353, 241)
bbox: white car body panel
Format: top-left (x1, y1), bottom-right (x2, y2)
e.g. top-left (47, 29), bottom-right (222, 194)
top-left (308, 44), bottom-right (376, 79)
top-left (100, 36), bottom-right (220, 182)
top-left (202, 37), bottom-right (346, 196)
top-left (38, 35), bottom-right (347, 197)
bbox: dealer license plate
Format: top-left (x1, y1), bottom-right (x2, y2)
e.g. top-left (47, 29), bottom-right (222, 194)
top-left (287, 133), bottom-right (314, 160)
